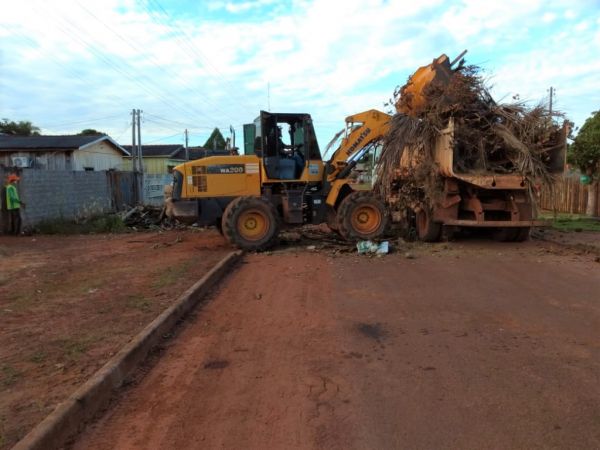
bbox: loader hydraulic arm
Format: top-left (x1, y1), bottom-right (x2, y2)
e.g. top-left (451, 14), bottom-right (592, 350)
top-left (326, 109), bottom-right (392, 182)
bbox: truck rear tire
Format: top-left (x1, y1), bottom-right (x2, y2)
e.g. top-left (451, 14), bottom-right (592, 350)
top-left (337, 191), bottom-right (388, 241)
top-left (222, 197), bottom-right (280, 251)
top-left (492, 227), bottom-right (518, 242)
top-left (415, 207), bottom-right (442, 242)
top-left (514, 227), bottom-right (530, 242)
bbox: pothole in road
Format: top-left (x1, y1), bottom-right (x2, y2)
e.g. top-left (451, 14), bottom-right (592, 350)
top-left (204, 359), bottom-right (230, 370)
top-left (356, 322), bottom-right (387, 341)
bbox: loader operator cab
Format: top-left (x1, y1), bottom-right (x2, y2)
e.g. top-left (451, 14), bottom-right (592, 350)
top-left (246, 111), bottom-right (321, 181)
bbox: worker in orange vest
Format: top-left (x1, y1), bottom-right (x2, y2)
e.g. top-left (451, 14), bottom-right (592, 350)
top-left (5, 174), bottom-right (25, 236)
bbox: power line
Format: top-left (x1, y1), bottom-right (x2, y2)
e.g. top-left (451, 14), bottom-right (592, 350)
top-left (114, 123), bottom-right (132, 142)
top-left (0, 24), bottom-right (131, 107)
top-left (144, 113), bottom-right (217, 129)
top-left (41, 114), bottom-right (124, 128)
top-left (73, 1), bottom-right (239, 125)
top-left (139, 0), bottom-right (256, 114)
top-left (32, 1), bottom-right (225, 126)
top-left (144, 132), bottom-right (184, 144)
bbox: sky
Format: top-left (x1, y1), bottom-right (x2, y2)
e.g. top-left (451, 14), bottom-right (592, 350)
top-left (1, 0), bottom-right (599, 154)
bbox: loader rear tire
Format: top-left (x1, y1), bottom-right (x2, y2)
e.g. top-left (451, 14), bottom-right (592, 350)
top-left (222, 197), bottom-right (280, 251)
top-left (337, 191), bottom-right (388, 241)
top-left (415, 207), bottom-right (442, 242)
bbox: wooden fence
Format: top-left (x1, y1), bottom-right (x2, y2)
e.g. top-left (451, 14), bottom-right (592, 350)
top-left (540, 176), bottom-right (600, 216)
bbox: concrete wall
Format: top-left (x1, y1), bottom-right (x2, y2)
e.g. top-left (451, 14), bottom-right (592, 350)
top-left (0, 169), bottom-right (168, 231)
top-left (1, 169), bottom-right (112, 228)
top-left (143, 174), bottom-right (172, 206)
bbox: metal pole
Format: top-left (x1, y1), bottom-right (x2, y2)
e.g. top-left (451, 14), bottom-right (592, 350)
top-left (185, 128), bottom-right (189, 161)
top-left (549, 86), bottom-right (554, 117)
top-left (131, 109), bottom-right (137, 173)
top-left (137, 109), bottom-right (143, 204)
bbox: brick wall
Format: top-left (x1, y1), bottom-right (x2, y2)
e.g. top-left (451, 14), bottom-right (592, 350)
top-left (1, 169), bottom-right (112, 228)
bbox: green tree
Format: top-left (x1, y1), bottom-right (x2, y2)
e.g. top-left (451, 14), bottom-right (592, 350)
top-left (0, 119), bottom-right (40, 136)
top-left (78, 129), bottom-right (106, 135)
top-left (569, 111), bottom-right (600, 216)
top-left (204, 128), bottom-right (226, 150)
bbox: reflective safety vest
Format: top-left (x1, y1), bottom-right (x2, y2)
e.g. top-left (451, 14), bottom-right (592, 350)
top-left (6, 184), bottom-right (21, 210)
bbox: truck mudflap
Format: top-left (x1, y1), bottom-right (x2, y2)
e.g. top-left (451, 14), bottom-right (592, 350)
top-left (441, 219), bottom-right (547, 227)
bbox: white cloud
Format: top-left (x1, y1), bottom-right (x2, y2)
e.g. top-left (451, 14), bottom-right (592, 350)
top-left (0, 0), bottom-right (598, 147)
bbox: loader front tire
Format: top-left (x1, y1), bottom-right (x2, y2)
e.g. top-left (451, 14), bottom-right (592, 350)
top-left (222, 197), bottom-right (280, 251)
top-left (337, 191), bottom-right (388, 241)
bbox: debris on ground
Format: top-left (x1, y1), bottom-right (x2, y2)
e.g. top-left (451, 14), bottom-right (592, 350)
top-left (279, 225), bottom-right (356, 253)
top-left (357, 240), bottom-right (389, 255)
top-left (119, 205), bottom-right (186, 230)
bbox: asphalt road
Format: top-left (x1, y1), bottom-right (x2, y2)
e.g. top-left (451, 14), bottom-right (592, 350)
top-left (74, 240), bottom-right (600, 449)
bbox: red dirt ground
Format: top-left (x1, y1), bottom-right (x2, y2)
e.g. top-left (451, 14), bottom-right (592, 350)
top-left (0, 229), bottom-right (228, 449)
top-left (74, 239), bottom-right (600, 449)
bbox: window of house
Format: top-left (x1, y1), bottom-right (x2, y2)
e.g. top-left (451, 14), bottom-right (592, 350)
top-left (84, 167), bottom-right (94, 171)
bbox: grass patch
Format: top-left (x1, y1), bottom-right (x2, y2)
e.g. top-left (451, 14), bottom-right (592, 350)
top-left (35, 214), bottom-right (126, 235)
top-left (55, 336), bottom-right (99, 361)
top-left (29, 350), bottom-right (47, 364)
top-left (1, 364), bottom-right (22, 387)
top-left (126, 294), bottom-right (152, 312)
top-left (152, 259), bottom-right (195, 289)
top-left (540, 212), bottom-right (600, 232)
top-left (6, 291), bottom-right (38, 312)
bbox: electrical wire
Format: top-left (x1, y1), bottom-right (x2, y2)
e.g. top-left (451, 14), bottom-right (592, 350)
top-left (143, 132), bottom-right (184, 144)
top-left (73, 0), bottom-right (240, 125)
top-left (144, 113), bottom-right (216, 130)
top-left (32, 0), bottom-right (222, 126)
top-left (140, 0), bottom-right (256, 114)
top-left (41, 114), bottom-right (124, 128)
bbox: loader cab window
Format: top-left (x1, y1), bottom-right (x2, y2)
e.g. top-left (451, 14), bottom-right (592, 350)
top-left (260, 112), bottom-right (315, 180)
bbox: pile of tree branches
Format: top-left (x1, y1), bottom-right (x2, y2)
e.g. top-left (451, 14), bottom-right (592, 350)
top-left (375, 64), bottom-right (564, 205)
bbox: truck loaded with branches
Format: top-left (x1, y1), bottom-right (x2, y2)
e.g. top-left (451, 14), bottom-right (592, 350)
top-left (375, 52), bottom-right (567, 241)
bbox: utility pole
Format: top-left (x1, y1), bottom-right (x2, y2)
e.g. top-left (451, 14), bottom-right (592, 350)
top-left (185, 128), bottom-right (189, 161)
top-left (136, 109), bottom-right (143, 204)
top-left (131, 109), bottom-right (137, 174)
top-left (548, 86), bottom-right (554, 117)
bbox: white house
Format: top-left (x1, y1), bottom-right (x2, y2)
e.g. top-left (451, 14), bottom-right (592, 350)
top-left (0, 135), bottom-right (130, 171)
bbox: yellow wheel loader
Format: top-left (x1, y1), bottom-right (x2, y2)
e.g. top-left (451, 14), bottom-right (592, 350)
top-left (171, 110), bottom-right (391, 251)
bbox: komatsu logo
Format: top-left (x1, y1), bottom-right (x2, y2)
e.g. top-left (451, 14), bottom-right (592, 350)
top-left (346, 128), bottom-right (371, 156)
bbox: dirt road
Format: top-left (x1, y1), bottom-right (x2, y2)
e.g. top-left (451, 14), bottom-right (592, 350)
top-left (75, 240), bottom-right (600, 449)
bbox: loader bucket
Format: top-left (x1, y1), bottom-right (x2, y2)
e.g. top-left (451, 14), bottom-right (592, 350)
top-left (395, 54), bottom-right (454, 117)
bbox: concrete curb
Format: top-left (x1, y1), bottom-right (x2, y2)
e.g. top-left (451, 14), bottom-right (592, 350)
top-left (13, 250), bottom-right (242, 450)
top-left (532, 232), bottom-right (600, 255)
